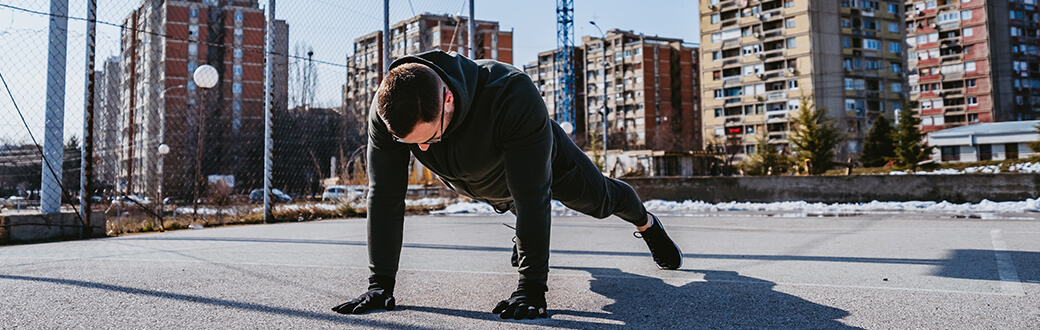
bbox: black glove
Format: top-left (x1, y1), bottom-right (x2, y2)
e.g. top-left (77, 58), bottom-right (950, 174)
top-left (492, 281), bottom-right (548, 319)
top-left (332, 275), bottom-right (396, 314)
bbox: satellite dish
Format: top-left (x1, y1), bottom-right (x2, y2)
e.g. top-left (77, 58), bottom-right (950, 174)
top-left (560, 121), bottom-right (574, 134)
top-left (193, 64), bottom-right (219, 89)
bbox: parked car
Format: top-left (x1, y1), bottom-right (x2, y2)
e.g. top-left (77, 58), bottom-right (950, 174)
top-left (322, 185), bottom-right (363, 202)
top-left (249, 189), bottom-right (291, 204)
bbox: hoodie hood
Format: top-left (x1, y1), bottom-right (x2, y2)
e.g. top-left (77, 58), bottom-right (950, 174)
top-left (387, 51), bottom-right (480, 137)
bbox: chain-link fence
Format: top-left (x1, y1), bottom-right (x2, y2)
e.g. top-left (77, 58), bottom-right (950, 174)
top-left (1, 0), bottom-right (486, 235)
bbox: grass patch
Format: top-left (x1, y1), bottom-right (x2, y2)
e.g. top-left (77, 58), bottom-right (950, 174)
top-left (824, 157), bottom-right (1038, 176)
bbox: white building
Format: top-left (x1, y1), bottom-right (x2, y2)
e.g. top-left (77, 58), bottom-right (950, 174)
top-left (927, 120), bottom-right (1039, 163)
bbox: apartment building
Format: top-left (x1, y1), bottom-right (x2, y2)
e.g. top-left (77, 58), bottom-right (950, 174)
top-left (119, 0), bottom-right (286, 199)
top-left (343, 14), bottom-right (513, 126)
top-left (93, 57), bottom-right (121, 190)
top-left (523, 47), bottom-right (587, 144)
top-left (906, 0), bottom-right (1040, 133)
top-left (576, 30), bottom-right (701, 176)
top-left (701, 0), bottom-right (906, 162)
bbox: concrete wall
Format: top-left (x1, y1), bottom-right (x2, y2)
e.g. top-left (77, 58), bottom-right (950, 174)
top-left (623, 174), bottom-right (1040, 204)
top-left (1, 212), bottom-right (106, 244)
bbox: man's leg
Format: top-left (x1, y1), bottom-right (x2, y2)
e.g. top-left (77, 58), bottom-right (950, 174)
top-left (549, 126), bottom-right (682, 269)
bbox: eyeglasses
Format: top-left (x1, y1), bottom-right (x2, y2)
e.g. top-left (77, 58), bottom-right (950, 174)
top-left (394, 87), bottom-right (447, 145)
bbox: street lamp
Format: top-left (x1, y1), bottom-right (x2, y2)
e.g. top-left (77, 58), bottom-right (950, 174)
top-left (590, 21), bottom-right (608, 172)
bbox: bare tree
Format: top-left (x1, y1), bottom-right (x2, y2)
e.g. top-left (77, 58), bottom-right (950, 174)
top-left (289, 43), bottom-right (318, 110)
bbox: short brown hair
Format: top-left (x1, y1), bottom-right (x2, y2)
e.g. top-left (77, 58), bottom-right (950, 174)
top-left (376, 63), bottom-right (442, 138)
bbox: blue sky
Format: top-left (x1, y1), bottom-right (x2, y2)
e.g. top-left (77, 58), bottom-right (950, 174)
top-left (0, 0), bottom-right (699, 142)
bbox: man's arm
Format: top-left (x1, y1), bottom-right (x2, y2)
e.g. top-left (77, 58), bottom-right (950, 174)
top-left (493, 73), bottom-right (553, 319)
top-left (333, 105), bottom-right (410, 315)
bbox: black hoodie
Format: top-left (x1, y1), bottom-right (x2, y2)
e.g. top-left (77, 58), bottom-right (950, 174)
top-left (366, 51), bottom-right (555, 286)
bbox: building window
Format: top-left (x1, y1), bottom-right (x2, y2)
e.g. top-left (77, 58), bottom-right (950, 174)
top-left (967, 96), bottom-right (978, 105)
top-left (888, 42), bottom-right (900, 53)
top-left (786, 19), bottom-right (795, 29)
top-left (941, 146), bottom-right (960, 162)
top-left (232, 83), bottom-right (241, 94)
top-left (189, 25), bottom-right (199, 37)
top-left (189, 8), bottom-right (198, 18)
top-left (188, 43), bottom-right (198, 56)
top-left (864, 39), bottom-right (880, 50)
top-left (786, 37), bottom-right (797, 49)
top-left (963, 27), bottom-right (973, 37)
top-left (960, 9), bottom-right (972, 20)
top-left (841, 38), bottom-right (852, 48)
top-left (967, 79), bottom-right (976, 88)
top-left (714, 89), bottom-right (723, 98)
top-left (845, 78), bottom-right (854, 90)
top-left (892, 83), bottom-right (902, 93)
top-left (888, 22), bottom-right (898, 33)
top-left (891, 62), bottom-right (902, 73)
top-left (714, 108), bottom-right (723, 118)
top-left (887, 3), bottom-right (898, 13)
top-left (234, 28), bottom-right (243, 40)
top-left (234, 48), bottom-right (243, 58)
top-left (1006, 143), bottom-right (1019, 160)
top-left (233, 64), bottom-right (242, 76)
top-left (188, 62), bottom-right (197, 73)
top-left (788, 79), bottom-right (799, 90)
top-left (965, 62), bottom-right (976, 72)
top-left (235, 11), bottom-right (243, 22)
top-left (188, 81), bottom-right (196, 91)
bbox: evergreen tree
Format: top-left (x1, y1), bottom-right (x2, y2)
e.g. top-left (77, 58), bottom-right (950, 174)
top-left (742, 133), bottom-right (788, 176)
top-left (860, 114), bottom-right (896, 167)
top-left (892, 103), bottom-right (933, 171)
top-left (788, 97), bottom-right (842, 175)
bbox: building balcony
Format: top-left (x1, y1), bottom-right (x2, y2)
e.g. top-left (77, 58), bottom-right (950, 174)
top-left (762, 29), bottom-right (785, 40)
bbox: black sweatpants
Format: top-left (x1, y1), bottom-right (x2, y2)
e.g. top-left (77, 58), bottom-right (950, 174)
top-left (544, 123), bottom-right (649, 227)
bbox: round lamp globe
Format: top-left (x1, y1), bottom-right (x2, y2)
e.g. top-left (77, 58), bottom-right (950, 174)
top-left (193, 64), bottom-right (219, 89)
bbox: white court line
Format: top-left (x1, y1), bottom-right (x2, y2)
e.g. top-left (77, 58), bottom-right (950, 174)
top-left (990, 229), bottom-right (1026, 296)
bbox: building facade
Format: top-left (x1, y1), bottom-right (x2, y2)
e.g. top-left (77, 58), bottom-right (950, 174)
top-left (906, 0), bottom-right (1040, 133)
top-left (93, 56), bottom-right (121, 191)
top-left (701, 0), bottom-right (906, 162)
top-left (523, 47), bottom-right (587, 144)
top-left (927, 120), bottom-right (1039, 162)
top-left (119, 0), bottom-right (286, 199)
top-left (579, 30), bottom-right (702, 176)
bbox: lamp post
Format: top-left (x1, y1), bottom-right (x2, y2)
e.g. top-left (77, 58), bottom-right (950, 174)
top-left (155, 83), bottom-right (185, 231)
top-left (190, 64), bottom-right (219, 223)
top-left (590, 21), bottom-right (608, 171)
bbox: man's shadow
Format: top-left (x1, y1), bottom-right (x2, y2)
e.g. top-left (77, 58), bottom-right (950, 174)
top-left (407, 267), bottom-right (860, 329)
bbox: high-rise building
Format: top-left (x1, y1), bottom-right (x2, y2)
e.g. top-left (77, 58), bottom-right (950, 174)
top-left (523, 47), bottom-right (586, 143)
top-left (93, 56), bottom-right (121, 190)
top-left (700, 0), bottom-right (907, 161)
top-left (118, 0), bottom-right (287, 199)
top-left (528, 30), bottom-right (701, 176)
top-left (342, 14), bottom-right (514, 127)
top-left (906, 0), bottom-right (1040, 133)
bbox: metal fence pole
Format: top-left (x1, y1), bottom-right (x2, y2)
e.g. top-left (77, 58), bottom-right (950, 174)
top-left (80, 0), bottom-right (98, 236)
top-left (41, 0), bottom-right (69, 214)
top-left (263, 0), bottom-right (276, 223)
top-left (468, 0), bottom-right (475, 59)
top-left (383, 0), bottom-right (389, 73)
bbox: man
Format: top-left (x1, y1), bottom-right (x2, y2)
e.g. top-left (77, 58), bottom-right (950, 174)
top-left (332, 50), bottom-right (682, 319)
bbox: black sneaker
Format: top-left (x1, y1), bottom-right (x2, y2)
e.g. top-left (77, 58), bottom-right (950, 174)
top-left (634, 213), bottom-right (682, 270)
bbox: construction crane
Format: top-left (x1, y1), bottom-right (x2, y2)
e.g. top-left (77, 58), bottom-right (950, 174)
top-left (555, 0), bottom-right (575, 137)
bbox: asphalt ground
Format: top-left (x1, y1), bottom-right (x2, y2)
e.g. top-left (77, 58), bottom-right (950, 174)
top-left (1, 212), bottom-right (1038, 329)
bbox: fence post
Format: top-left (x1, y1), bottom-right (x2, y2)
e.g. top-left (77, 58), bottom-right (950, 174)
top-left (263, 0), bottom-right (276, 223)
top-left (80, 0), bottom-right (98, 238)
top-left (41, 0), bottom-right (69, 214)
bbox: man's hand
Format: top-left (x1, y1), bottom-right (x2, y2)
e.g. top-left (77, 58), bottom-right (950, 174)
top-left (332, 288), bottom-right (395, 314)
top-left (492, 283), bottom-right (548, 319)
